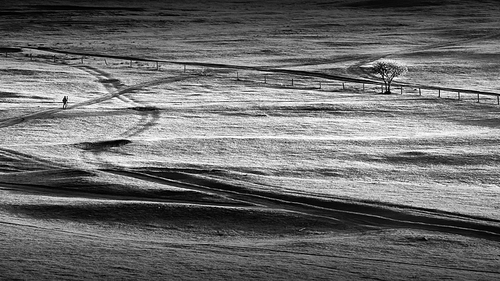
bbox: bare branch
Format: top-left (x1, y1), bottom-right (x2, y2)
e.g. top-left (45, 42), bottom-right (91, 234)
top-left (372, 60), bottom-right (408, 94)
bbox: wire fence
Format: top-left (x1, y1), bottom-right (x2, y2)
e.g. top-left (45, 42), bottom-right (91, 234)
top-left (13, 47), bottom-right (500, 106)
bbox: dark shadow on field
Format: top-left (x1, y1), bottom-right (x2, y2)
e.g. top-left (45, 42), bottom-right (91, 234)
top-left (0, 147), bottom-right (64, 171)
top-left (0, 91), bottom-right (52, 102)
top-left (0, 91), bottom-right (22, 98)
top-left (74, 138), bottom-right (134, 169)
top-left (0, 47), bottom-right (22, 53)
top-left (0, 168), bottom-right (243, 207)
top-left (74, 139), bottom-right (132, 151)
top-left (455, 117), bottom-right (500, 128)
top-left (5, 202), bottom-right (341, 235)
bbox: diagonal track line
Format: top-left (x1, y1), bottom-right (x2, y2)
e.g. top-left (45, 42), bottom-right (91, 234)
top-left (104, 169), bottom-right (500, 241)
top-left (0, 75), bottom-right (192, 129)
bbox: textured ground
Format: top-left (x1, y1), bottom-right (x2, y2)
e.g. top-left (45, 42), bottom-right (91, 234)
top-left (1, 1), bottom-right (500, 280)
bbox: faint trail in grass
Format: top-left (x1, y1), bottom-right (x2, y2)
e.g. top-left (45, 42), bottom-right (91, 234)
top-left (0, 180), bottom-right (252, 208)
top-left (3, 47), bottom-right (500, 244)
top-left (115, 93), bottom-right (162, 139)
top-left (0, 108), bottom-right (61, 128)
top-left (120, 108), bottom-right (161, 138)
top-left (104, 169), bottom-right (343, 223)
top-left (74, 65), bottom-right (125, 94)
top-left (345, 31), bottom-right (500, 80)
top-left (0, 73), bottom-right (191, 129)
top-left (20, 47), bottom-right (500, 97)
top-left (0, 147), bottom-right (65, 171)
top-left (105, 169), bottom-right (500, 241)
top-left (71, 75), bottom-right (192, 168)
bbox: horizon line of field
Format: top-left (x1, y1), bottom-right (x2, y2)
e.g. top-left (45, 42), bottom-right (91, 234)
top-left (16, 46), bottom-right (500, 105)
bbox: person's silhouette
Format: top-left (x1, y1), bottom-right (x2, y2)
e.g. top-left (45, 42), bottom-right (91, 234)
top-left (62, 96), bottom-right (68, 109)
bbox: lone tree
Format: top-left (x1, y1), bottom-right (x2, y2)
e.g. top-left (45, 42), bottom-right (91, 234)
top-left (372, 60), bottom-right (408, 94)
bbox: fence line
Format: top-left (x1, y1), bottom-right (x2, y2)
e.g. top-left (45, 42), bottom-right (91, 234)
top-left (17, 46), bottom-right (500, 105)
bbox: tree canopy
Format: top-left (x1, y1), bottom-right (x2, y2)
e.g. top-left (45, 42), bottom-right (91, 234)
top-left (372, 60), bottom-right (408, 94)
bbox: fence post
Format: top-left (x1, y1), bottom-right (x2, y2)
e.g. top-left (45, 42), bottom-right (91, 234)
top-left (264, 75), bottom-right (267, 84)
top-left (497, 96), bottom-right (499, 105)
top-left (291, 78), bottom-right (294, 86)
top-left (319, 81), bottom-right (322, 89)
top-left (129, 60), bottom-right (132, 67)
top-left (458, 92), bottom-right (460, 100)
top-left (53, 55), bottom-right (56, 63)
top-left (419, 88), bottom-right (421, 96)
top-left (81, 57), bottom-right (84, 64)
top-left (381, 85), bottom-right (383, 93)
top-left (237, 71), bottom-right (239, 80)
top-left (30, 53), bottom-right (33, 61)
top-left (362, 83), bottom-right (365, 91)
top-left (342, 83), bottom-right (345, 90)
top-left (477, 94), bottom-right (480, 103)
top-left (400, 87), bottom-right (403, 95)
top-left (104, 59), bottom-right (108, 66)
top-left (438, 89), bottom-right (441, 98)
top-left (156, 61), bottom-right (159, 71)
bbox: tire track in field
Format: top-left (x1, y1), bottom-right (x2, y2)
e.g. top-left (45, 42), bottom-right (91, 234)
top-left (74, 65), bottom-right (125, 93)
top-left (105, 169), bottom-right (500, 241)
top-left (103, 169), bottom-right (344, 224)
top-left (69, 75), bottom-right (192, 168)
top-left (26, 46), bottom-right (500, 96)
top-left (115, 93), bottom-right (162, 139)
top-left (0, 64), bottom-right (190, 129)
top-left (0, 147), bottom-right (65, 171)
top-left (0, 181), bottom-right (252, 208)
top-left (70, 74), bottom-right (191, 169)
top-left (0, 62), bottom-right (191, 171)
top-left (0, 67), bottom-right (191, 169)
top-left (73, 65), bottom-right (173, 139)
top-left (5, 48), bottom-right (500, 241)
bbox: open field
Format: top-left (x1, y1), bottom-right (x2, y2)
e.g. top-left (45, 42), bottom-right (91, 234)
top-left (1, 0), bottom-right (500, 280)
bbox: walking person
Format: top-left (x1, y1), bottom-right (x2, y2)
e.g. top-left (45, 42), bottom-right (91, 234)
top-left (62, 96), bottom-right (68, 109)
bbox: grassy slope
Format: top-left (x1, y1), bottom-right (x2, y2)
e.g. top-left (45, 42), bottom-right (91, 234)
top-left (1, 0), bottom-right (500, 280)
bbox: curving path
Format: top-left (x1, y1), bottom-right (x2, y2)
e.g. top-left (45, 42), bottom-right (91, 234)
top-left (24, 46), bottom-right (500, 97)
top-left (105, 169), bottom-right (500, 241)
top-left (1, 46), bottom-right (500, 244)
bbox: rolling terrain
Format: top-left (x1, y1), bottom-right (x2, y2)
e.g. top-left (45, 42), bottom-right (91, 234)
top-left (1, 0), bottom-right (500, 280)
